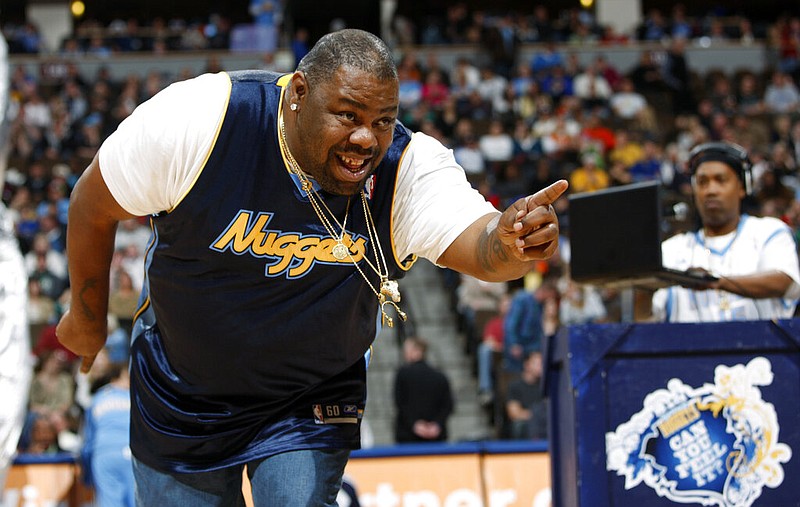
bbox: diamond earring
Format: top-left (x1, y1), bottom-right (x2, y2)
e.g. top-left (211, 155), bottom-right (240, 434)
top-left (290, 103), bottom-right (298, 111)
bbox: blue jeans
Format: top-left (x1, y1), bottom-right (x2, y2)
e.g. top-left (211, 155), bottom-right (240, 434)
top-left (133, 449), bottom-right (350, 507)
top-left (477, 341), bottom-right (495, 393)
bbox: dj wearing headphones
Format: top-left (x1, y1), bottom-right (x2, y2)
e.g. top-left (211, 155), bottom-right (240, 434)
top-left (651, 141), bottom-right (800, 322)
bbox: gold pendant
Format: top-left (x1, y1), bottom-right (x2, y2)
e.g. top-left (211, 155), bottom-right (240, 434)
top-left (332, 242), bottom-right (348, 260)
top-left (380, 300), bottom-right (408, 328)
top-left (381, 308), bottom-right (394, 328)
top-left (380, 279), bottom-right (401, 303)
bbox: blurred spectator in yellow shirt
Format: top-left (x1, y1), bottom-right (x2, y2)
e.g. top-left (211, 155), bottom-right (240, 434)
top-left (569, 151), bottom-right (610, 194)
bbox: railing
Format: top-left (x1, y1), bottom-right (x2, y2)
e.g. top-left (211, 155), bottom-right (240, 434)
top-left (7, 40), bottom-right (771, 83)
top-left (5, 440), bottom-right (551, 507)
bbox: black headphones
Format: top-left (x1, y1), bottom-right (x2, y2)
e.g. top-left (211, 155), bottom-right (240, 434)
top-left (688, 141), bottom-right (753, 195)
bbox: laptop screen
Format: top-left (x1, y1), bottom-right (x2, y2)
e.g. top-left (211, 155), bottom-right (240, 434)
top-left (568, 181), bottom-right (664, 284)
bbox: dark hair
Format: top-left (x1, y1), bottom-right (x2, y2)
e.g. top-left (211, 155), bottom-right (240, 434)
top-left (296, 29), bottom-right (397, 88)
top-left (688, 141), bottom-right (753, 195)
top-left (403, 336), bottom-right (428, 357)
top-left (90, 361), bottom-right (129, 394)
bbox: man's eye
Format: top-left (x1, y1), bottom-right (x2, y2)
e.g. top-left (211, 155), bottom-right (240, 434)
top-left (340, 112), bottom-right (356, 121)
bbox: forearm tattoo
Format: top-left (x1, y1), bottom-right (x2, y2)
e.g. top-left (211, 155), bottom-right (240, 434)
top-left (78, 279), bottom-right (98, 321)
top-left (477, 228), bottom-right (510, 274)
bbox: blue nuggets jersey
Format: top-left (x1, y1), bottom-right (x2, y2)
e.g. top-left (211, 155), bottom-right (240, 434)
top-left (81, 385), bottom-right (132, 485)
top-left (130, 71), bottom-right (413, 472)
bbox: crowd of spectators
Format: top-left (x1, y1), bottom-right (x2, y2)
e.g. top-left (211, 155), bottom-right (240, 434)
top-left (3, 14), bottom-right (234, 55)
top-left (3, 3), bottom-right (800, 455)
top-left (0, 2), bottom-right (793, 58)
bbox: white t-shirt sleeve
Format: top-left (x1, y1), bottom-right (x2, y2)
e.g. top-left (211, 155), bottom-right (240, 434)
top-left (393, 132), bottom-right (498, 263)
top-left (99, 72), bottom-right (232, 216)
top-left (759, 219), bottom-right (800, 298)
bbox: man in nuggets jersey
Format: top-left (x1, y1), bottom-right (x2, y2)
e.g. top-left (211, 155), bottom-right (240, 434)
top-left (57, 29), bottom-right (567, 506)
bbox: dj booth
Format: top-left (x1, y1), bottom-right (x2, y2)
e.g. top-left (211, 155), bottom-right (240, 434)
top-left (544, 319), bottom-right (800, 507)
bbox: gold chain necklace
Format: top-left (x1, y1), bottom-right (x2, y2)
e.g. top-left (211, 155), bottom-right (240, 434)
top-left (305, 184), bottom-right (351, 261)
top-left (278, 111), bottom-right (407, 327)
top-left (278, 115), bottom-right (350, 260)
top-left (354, 189), bottom-right (406, 327)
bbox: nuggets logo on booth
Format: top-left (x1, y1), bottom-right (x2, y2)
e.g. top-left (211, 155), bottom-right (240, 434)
top-left (606, 357), bottom-right (791, 507)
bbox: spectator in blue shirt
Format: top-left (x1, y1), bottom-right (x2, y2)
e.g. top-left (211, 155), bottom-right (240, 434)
top-left (538, 65), bottom-right (573, 103)
top-left (81, 361), bottom-right (134, 507)
top-left (531, 42), bottom-right (564, 75)
top-left (503, 277), bottom-right (556, 375)
top-left (249, 0), bottom-right (282, 52)
top-left (628, 137), bottom-right (663, 182)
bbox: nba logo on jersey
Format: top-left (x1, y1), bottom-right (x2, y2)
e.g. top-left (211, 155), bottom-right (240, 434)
top-left (365, 175), bottom-right (375, 200)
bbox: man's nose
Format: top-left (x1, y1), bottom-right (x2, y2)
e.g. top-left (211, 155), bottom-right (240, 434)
top-left (349, 126), bottom-right (377, 149)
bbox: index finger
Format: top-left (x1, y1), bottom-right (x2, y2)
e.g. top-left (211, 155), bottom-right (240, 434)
top-left (526, 179), bottom-right (569, 208)
top-left (80, 353), bottom-right (98, 374)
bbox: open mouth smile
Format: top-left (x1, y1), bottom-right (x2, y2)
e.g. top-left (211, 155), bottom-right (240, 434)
top-left (338, 154), bottom-right (369, 172)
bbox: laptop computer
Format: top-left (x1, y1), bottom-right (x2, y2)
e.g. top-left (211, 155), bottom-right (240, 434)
top-left (567, 181), bottom-right (717, 289)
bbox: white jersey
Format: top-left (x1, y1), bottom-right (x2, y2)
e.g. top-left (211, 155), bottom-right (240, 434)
top-left (0, 34), bottom-right (33, 491)
top-left (0, 204), bottom-right (33, 491)
top-left (99, 72), bottom-right (498, 266)
top-left (652, 215), bottom-right (800, 322)
top-left (0, 31), bottom-right (10, 181)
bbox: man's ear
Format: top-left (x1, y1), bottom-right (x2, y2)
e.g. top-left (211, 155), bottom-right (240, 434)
top-left (289, 71), bottom-right (308, 105)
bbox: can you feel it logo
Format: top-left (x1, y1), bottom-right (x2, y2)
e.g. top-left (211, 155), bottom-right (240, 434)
top-left (606, 357), bottom-right (791, 507)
